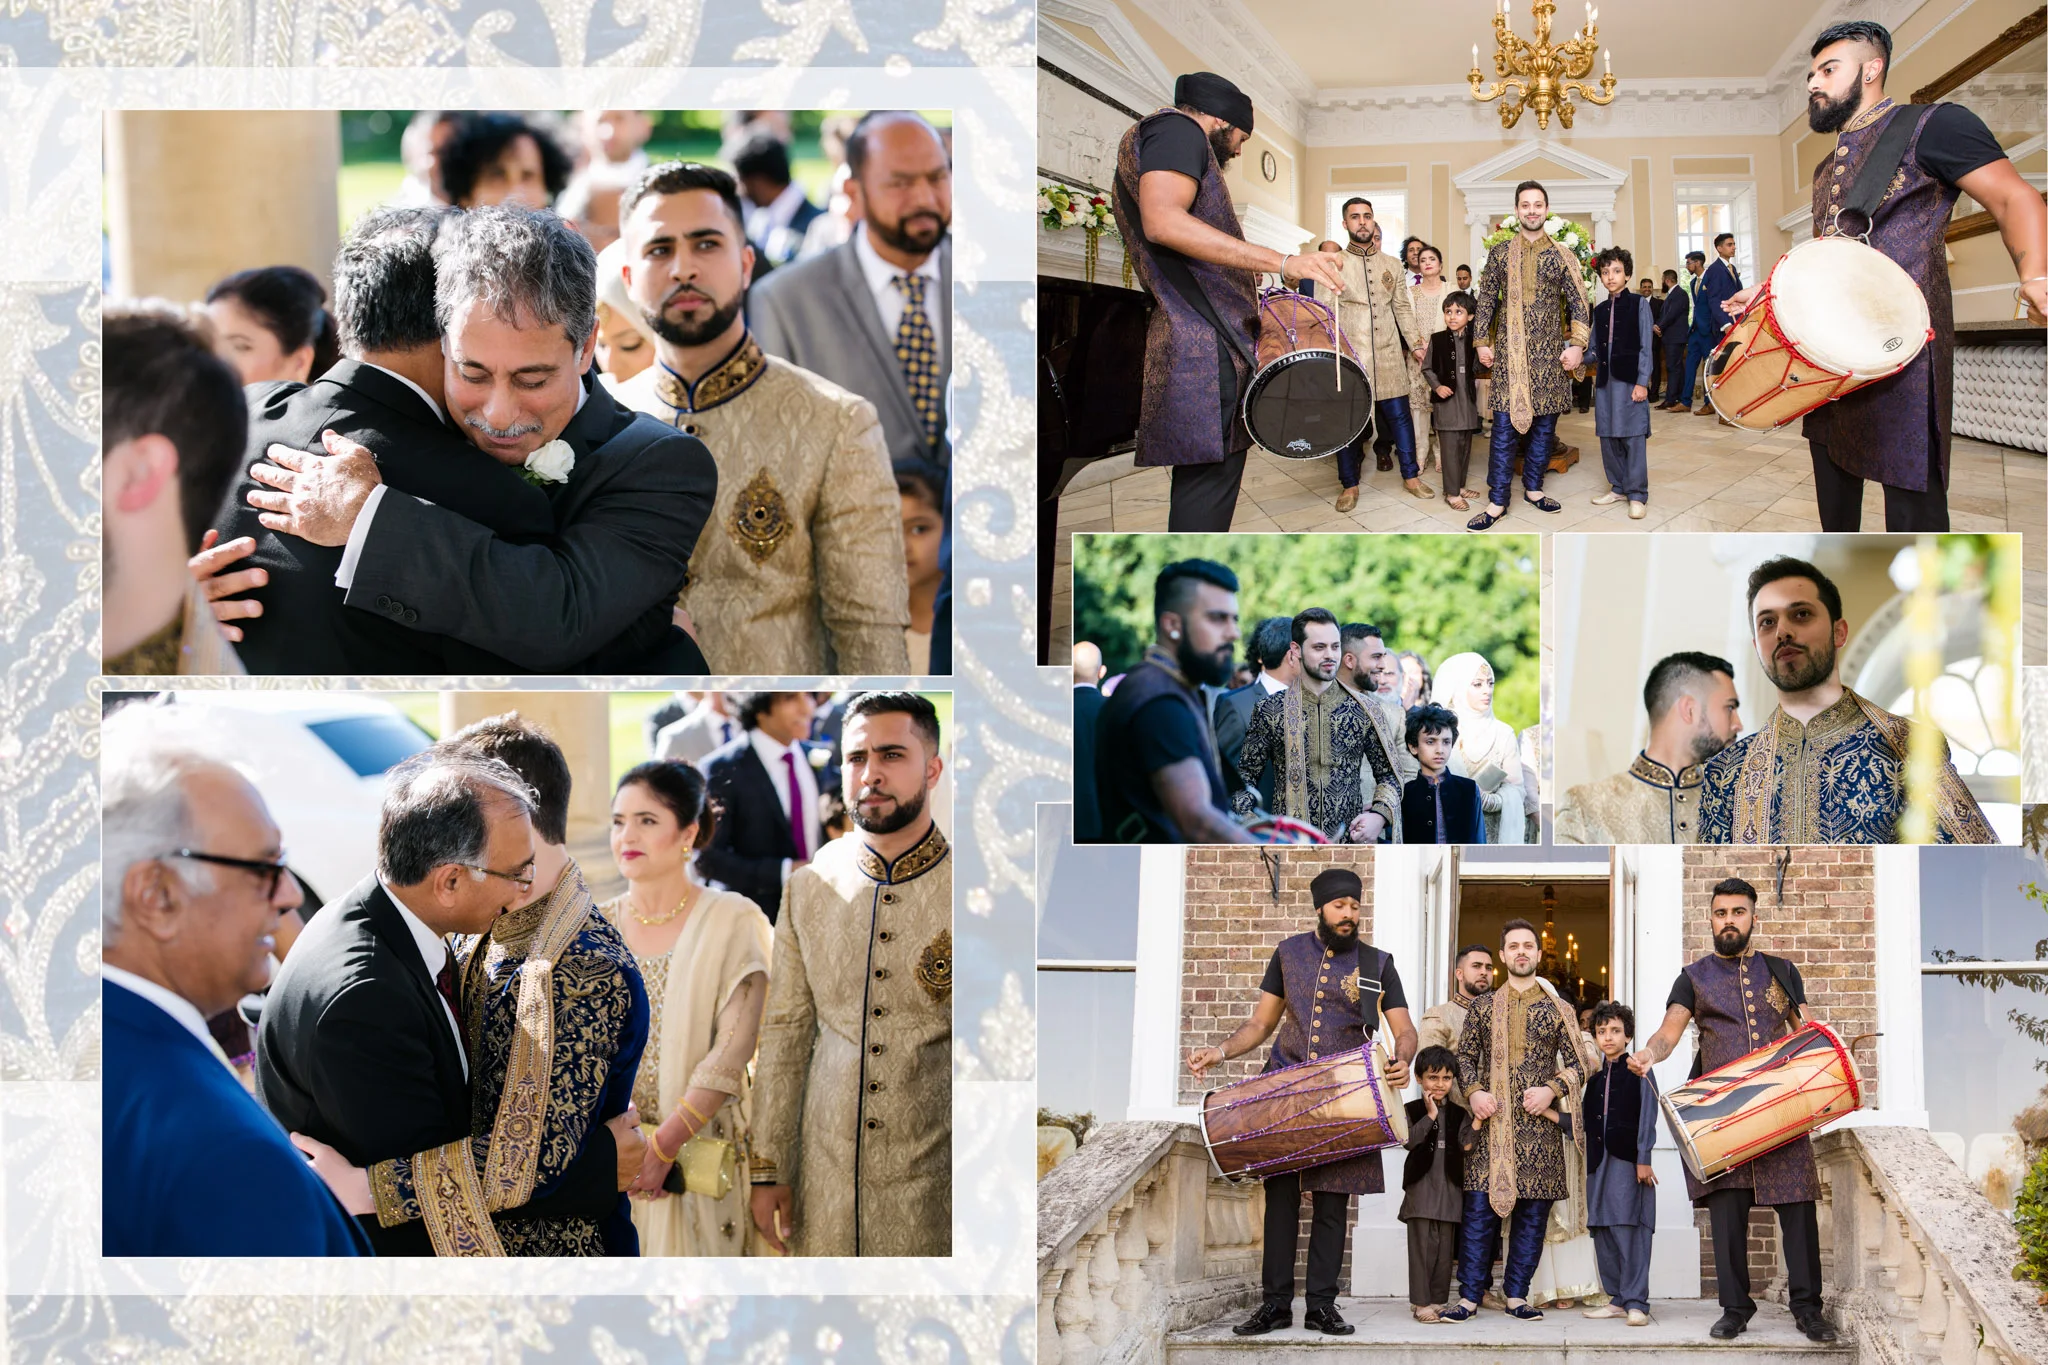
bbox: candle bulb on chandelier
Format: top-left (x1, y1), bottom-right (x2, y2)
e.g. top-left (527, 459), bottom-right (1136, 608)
top-left (1472, 42), bottom-right (1480, 68)
top-left (1604, 47), bottom-right (1611, 75)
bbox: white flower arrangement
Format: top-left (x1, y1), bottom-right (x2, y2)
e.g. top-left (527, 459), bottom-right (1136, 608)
top-left (1038, 180), bottom-right (1116, 235)
top-left (521, 438), bottom-right (575, 486)
top-left (1481, 212), bottom-right (1597, 284)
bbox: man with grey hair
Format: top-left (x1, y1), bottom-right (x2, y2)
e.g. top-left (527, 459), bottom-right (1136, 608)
top-left (255, 745), bottom-right (642, 1254)
top-left (235, 203), bottom-right (719, 674)
top-left (101, 701), bottom-right (367, 1254)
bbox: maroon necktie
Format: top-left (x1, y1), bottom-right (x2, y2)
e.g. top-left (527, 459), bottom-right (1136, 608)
top-left (782, 748), bottom-right (809, 860)
top-left (434, 955), bottom-right (467, 1066)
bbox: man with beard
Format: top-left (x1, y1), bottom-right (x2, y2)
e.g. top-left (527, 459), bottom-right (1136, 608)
top-left (1094, 560), bottom-right (1256, 843)
top-left (611, 161), bottom-right (911, 674)
top-left (1340, 620), bottom-right (1418, 790)
top-left (1110, 73), bottom-right (1347, 533)
top-left (1418, 944), bottom-right (1492, 1107)
top-left (1235, 609), bottom-right (1401, 842)
top-left (1556, 651), bottom-right (1743, 845)
top-left (1334, 200), bottom-right (1432, 509)
top-left (1629, 879), bottom-right (1838, 1343)
top-left (1698, 557), bottom-right (1992, 843)
top-left (1187, 868), bottom-right (1416, 1336)
top-left (1443, 919), bottom-right (1592, 1323)
top-left (1725, 21), bottom-right (2045, 531)
top-left (749, 111), bottom-right (956, 468)
top-left (1468, 181), bottom-right (1589, 533)
top-left (752, 691), bottom-right (951, 1256)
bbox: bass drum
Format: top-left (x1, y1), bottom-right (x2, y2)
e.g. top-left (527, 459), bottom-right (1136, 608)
top-left (1242, 289), bottom-right (1373, 459)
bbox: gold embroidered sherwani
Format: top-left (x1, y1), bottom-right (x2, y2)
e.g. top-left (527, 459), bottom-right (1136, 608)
top-left (1418, 994), bottom-right (1475, 1107)
top-left (104, 580), bottom-right (245, 676)
top-left (615, 336), bottom-right (911, 675)
top-left (1338, 246), bottom-right (1420, 397)
top-left (1698, 689), bottom-right (1995, 844)
top-left (1555, 753), bottom-right (1705, 845)
top-left (1343, 678), bottom-right (1420, 789)
top-left (755, 822), bottom-right (952, 1256)
top-left (1473, 233), bottom-right (1591, 432)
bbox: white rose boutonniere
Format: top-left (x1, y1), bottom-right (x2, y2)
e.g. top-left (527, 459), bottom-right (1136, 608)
top-left (522, 439), bottom-right (575, 487)
top-left (806, 745), bottom-right (830, 770)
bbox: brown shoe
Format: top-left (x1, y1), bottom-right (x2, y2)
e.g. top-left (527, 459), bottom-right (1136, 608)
top-left (1335, 486), bottom-right (1360, 513)
top-left (1405, 478), bottom-right (1436, 499)
top-left (1693, 406), bottom-right (1714, 417)
top-left (1717, 417), bottom-right (1736, 427)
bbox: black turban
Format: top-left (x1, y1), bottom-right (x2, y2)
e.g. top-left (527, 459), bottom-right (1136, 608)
top-left (1310, 867), bottom-right (1363, 910)
top-left (1173, 71), bottom-right (1254, 135)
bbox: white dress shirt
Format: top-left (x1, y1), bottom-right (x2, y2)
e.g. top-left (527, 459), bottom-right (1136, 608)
top-left (852, 225), bottom-right (945, 357)
top-left (102, 964), bottom-right (220, 1056)
top-left (750, 727), bottom-right (822, 878)
top-left (336, 382), bottom-right (586, 591)
top-left (379, 877), bottom-right (467, 1079)
top-left (1257, 671), bottom-right (1287, 695)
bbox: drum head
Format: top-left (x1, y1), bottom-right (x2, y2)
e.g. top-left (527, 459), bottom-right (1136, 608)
top-left (1243, 349), bottom-right (1373, 459)
top-left (1771, 237), bottom-right (1930, 377)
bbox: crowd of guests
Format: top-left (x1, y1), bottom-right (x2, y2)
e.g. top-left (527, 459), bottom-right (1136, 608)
top-left (1299, 204), bottom-right (1745, 524)
top-left (1074, 561), bottom-right (1538, 845)
top-left (103, 689), bottom-right (952, 1258)
top-left (101, 108), bottom-right (951, 677)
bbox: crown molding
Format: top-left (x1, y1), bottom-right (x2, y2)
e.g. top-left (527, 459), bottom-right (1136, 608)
top-left (1763, 0), bottom-right (1933, 128)
top-left (1120, 0), bottom-right (1315, 141)
top-left (1041, 0), bottom-right (1173, 118)
top-left (1307, 82), bottom-right (1789, 147)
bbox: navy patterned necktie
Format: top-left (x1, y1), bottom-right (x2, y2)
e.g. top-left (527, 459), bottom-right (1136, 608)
top-left (892, 273), bottom-right (942, 448)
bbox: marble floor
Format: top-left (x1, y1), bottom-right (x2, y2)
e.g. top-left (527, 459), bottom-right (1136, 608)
top-left (1047, 410), bottom-right (2045, 664)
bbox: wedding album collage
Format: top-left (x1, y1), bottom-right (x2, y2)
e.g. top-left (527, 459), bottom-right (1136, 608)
top-left (7, 0), bottom-right (2047, 1360)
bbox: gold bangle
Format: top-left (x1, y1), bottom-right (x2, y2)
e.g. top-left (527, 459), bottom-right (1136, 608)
top-left (677, 1095), bottom-right (711, 1126)
top-left (648, 1126), bottom-right (679, 1165)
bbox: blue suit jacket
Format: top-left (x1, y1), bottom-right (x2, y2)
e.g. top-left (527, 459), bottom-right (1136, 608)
top-left (105, 979), bottom-right (370, 1256)
top-left (1657, 282), bottom-right (1690, 340)
top-left (1692, 257), bottom-right (1743, 339)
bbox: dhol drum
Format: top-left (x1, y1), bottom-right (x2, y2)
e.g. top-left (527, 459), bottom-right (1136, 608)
top-left (1241, 813), bottom-right (1330, 844)
top-left (1241, 289), bottom-right (1374, 459)
top-left (1201, 1041), bottom-right (1407, 1183)
top-left (1705, 235), bottom-right (1931, 431)
top-left (1659, 1020), bottom-right (1865, 1183)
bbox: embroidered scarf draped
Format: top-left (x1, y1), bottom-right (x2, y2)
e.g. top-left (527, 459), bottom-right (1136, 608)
top-left (1502, 232), bottom-right (1580, 435)
top-left (1485, 975), bottom-right (1596, 1218)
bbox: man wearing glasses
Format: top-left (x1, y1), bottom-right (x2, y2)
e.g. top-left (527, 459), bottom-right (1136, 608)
top-left (102, 703), bottom-right (369, 1255)
top-left (256, 746), bottom-right (643, 1255)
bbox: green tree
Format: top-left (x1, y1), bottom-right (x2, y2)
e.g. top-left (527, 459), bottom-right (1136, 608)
top-left (1072, 533), bottom-right (1541, 732)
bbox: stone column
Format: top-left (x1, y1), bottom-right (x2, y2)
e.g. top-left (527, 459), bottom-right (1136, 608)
top-left (438, 691), bottom-right (618, 897)
top-left (107, 111), bottom-right (341, 302)
top-left (1593, 209), bottom-right (1616, 250)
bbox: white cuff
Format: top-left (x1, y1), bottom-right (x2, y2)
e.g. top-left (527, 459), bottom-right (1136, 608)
top-left (781, 858), bottom-right (793, 883)
top-left (334, 482), bottom-right (391, 590)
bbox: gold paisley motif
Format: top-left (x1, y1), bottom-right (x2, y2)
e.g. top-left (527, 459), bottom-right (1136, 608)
top-left (1765, 978), bottom-right (1792, 1019)
top-left (728, 468), bottom-right (793, 563)
top-left (1340, 970), bottom-right (1361, 1005)
top-left (916, 930), bottom-right (952, 1003)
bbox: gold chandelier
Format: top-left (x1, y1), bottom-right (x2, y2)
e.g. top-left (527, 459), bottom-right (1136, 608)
top-left (1469, 0), bottom-right (1617, 131)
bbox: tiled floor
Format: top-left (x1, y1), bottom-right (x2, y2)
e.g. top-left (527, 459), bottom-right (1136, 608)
top-left (1047, 410), bottom-right (2045, 664)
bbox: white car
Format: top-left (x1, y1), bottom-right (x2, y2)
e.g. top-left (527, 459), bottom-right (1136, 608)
top-left (151, 692), bottom-right (434, 911)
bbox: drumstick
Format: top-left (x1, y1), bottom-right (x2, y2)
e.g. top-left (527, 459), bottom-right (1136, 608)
top-left (1331, 300), bottom-right (1343, 393)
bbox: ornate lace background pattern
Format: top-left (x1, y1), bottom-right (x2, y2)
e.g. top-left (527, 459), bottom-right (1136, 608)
top-left (0, 2), bottom-right (1053, 1357)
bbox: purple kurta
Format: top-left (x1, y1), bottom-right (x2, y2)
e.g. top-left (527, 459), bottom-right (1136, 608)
top-left (1264, 932), bottom-right (1391, 1194)
top-left (1678, 953), bottom-right (1820, 1206)
top-left (1802, 103), bottom-right (1961, 493)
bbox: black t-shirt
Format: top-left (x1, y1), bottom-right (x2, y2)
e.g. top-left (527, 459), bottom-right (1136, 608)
top-left (1129, 693), bottom-right (1229, 811)
top-left (1667, 956), bottom-right (1807, 1014)
top-left (1261, 943), bottom-right (1409, 1021)
top-left (1914, 103), bottom-right (2006, 188)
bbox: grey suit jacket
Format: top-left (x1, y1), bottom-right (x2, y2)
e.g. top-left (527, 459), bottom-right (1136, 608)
top-left (344, 378), bottom-right (718, 673)
top-left (1212, 681), bottom-right (1277, 809)
top-left (747, 235), bottom-right (951, 467)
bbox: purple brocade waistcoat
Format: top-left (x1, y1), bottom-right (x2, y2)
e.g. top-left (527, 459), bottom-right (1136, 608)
top-left (1263, 931), bottom-right (1387, 1194)
top-left (1111, 109), bottom-right (1259, 470)
top-left (1679, 953), bottom-right (1820, 1207)
top-left (1802, 104), bottom-right (1960, 493)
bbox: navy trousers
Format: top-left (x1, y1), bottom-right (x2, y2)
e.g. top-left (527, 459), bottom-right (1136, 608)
top-left (1676, 332), bottom-right (1715, 408)
top-left (1484, 412), bottom-right (1556, 508)
top-left (1661, 338), bottom-right (1690, 404)
top-left (1338, 396), bottom-right (1419, 487)
top-left (1458, 1190), bottom-right (1553, 1303)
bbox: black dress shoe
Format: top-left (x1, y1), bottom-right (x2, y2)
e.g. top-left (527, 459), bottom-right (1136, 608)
top-left (1376, 451), bottom-right (1394, 472)
top-left (1232, 1302), bottom-right (1291, 1336)
top-left (1304, 1307), bottom-right (1355, 1336)
top-left (1796, 1316), bottom-right (1839, 1342)
top-left (1708, 1311), bottom-right (1748, 1339)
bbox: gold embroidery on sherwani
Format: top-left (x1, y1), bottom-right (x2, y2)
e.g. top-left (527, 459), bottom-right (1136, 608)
top-left (728, 468), bottom-right (794, 563)
top-left (916, 930), bottom-right (952, 1003)
top-left (413, 1138), bottom-right (506, 1256)
top-left (656, 335), bottom-right (769, 414)
top-left (1500, 233), bottom-right (1582, 434)
top-left (1340, 969), bottom-right (1361, 1005)
top-left (1556, 752), bottom-right (1705, 844)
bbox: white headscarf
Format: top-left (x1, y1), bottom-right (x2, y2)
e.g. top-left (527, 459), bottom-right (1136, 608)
top-left (595, 238), bottom-right (659, 348)
top-left (1432, 651), bottom-right (1496, 725)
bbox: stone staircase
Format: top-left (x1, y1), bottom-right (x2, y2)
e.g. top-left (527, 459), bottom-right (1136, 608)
top-left (1166, 1299), bottom-right (1854, 1365)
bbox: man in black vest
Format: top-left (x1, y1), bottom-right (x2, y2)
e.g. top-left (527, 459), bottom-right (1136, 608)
top-left (1092, 559), bottom-right (1255, 842)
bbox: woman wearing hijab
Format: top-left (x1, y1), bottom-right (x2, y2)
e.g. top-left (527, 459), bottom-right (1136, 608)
top-left (1431, 653), bottom-right (1527, 846)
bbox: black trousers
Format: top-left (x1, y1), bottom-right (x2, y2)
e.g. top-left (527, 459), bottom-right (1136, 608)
top-left (1167, 451), bottom-right (1248, 532)
top-left (1261, 1171), bottom-right (1348, 1311)
top-left (1705, 1190), bottom-right (1824, 1319)
top-left (1809, 439), bottom-right (1950, 531)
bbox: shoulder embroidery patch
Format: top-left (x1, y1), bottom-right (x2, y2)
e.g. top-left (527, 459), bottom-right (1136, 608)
top-left (1341, 970), bottom-right (1361, 1005)
top-left (1765, 977), bottom-right (1792, 1019)
top-left (917, 930), bottom-right (952, 1003)
top-left (728, 468), bottom-right (793, 563)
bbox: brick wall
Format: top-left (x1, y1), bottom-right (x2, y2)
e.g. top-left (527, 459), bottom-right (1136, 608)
top-left (1182, 847), bottom-right (1378, 1302)
top-left (1679, 846), bottom-right (1878, 1299)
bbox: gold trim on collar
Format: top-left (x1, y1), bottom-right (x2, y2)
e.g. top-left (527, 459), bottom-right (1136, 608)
top-left (655, 335), bottom-right (769, 417)
top-left (1629, 751), bottom-right (1703, 790)
top-left (1843, 96), bottom-right (1897, 135)
top-left (857, 822), bottom-right (951, 884)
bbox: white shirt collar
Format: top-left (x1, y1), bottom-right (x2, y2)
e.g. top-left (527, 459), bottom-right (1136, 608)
top-left (360, 362), bottom-right (446, 425)
top-left (749, 727), bottom-right (796, 766)
top-left (379, 875), bottom-right (449, 980)
top-left (854, 224), bottom-right (941, 296)
top-left (103, 963), bottom-right (215, 1050)
top-left (1258, 671), bottom-right (1288, 694)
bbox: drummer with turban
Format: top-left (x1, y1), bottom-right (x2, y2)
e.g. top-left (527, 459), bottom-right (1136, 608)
top-left (1109, 72), bottom-right (1347, 534)
top-left (1186, 866), bottom-right (1416, 1337)
top-left (1628, 877), bottom-right (1838, 1345)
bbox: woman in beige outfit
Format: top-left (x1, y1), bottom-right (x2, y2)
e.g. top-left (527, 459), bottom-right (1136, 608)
top-left (602, 760), bottom-right (774, 1256)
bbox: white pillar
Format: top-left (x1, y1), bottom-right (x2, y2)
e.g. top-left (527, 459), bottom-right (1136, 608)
top-left (1593, 209), bottom-right (1616, 250)
top-left (1351, 847), bottom-right (1426, 1297)
top-left (1845, 846), bottom-right (1927, 1129)
top-left (1636, 845), bottom-right (1704, 1298)
top-left (1467, 210), bottom-right (1489, 280)
top-left (1128, 846), bottom-right (1195, 1122)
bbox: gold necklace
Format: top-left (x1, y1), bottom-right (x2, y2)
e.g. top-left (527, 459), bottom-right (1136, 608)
top-left (632, 884), bottom-right (697, 926)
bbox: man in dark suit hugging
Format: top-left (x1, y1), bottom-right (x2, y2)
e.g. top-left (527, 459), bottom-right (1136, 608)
top-left (699, 691), bottom-right (828, 922)
top-left (1401, 703), bottom-right (1485, 845)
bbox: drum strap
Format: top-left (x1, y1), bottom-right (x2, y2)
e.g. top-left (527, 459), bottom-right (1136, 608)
top-left (1835, 104), bottom-right (1926, 238)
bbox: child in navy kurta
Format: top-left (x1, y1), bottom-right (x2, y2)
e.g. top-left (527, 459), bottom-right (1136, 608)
top-left (1581, 1001), bottom-right (1659, 1321)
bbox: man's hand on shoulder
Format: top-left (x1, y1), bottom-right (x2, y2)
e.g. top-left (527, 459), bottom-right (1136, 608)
top-left (246, 429), bottom-right (384, 547)
top-left (189, 529), bottom-right (266, 642)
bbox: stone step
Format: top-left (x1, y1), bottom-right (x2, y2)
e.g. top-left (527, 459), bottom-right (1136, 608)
top-left (1167, 1299), bottom-right (1854, 1365)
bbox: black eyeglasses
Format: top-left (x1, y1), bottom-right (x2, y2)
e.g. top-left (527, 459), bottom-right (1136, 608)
top-left (160, 849), bottom-right (294, 899)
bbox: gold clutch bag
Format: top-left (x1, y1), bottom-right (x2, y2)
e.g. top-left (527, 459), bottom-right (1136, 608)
top-left (646, 1124), bottom-right (738, 1199)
